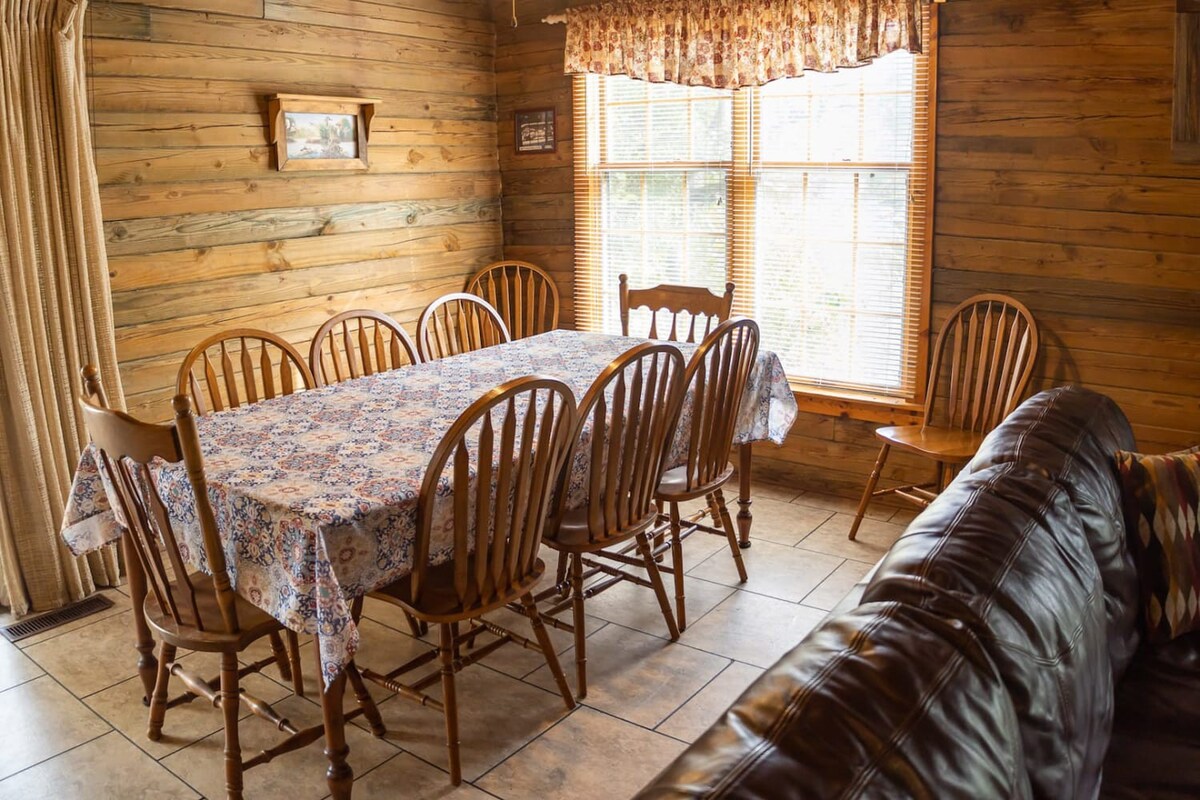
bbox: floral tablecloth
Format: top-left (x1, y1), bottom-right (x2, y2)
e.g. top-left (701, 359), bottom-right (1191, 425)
top-left (61, 330), bottom-right (797, 683)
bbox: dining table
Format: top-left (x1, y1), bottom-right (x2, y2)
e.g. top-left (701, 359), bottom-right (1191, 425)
top-left (61, 328), bottom-right (798, 797)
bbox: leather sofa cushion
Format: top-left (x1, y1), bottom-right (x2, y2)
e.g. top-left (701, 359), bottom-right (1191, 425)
top-left (864, 463), bottom-right (1112, 800)
top-left (967, 385), bottom-right (1141, 677)
top-left (635, 602), bottom-right (1031, 800)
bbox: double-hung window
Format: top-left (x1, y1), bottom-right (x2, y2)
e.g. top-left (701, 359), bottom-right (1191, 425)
top-left (573, 14), bottom-right (935, 402)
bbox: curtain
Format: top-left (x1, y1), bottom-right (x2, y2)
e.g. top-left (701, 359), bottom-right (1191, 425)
top-left (0, 0), bottom-right (124, 615)
top-left (564, 0), bottom-right (924, 89)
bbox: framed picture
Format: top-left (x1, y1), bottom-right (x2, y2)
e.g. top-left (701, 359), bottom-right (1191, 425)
top-left (267, 94), bottom-right (378, 172)
top-left (514, 107), bottom-right (556, 154)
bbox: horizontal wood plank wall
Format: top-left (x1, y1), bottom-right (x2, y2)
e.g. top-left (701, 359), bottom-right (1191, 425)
top-left (87, 0), bottom-right (502, 419)
top-left (492, 0), bottom-right (580, 326)
top-left (496, 0), bottom-right (1200, 499)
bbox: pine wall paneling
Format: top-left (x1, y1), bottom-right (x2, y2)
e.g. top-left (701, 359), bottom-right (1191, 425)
top-left (492, 0), bottom-right (1200, 499)
top-left (88, 0), bottom-right (502, 419)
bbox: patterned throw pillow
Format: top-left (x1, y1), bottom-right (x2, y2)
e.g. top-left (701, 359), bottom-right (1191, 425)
top-left (1114, 447), bottom-right (1200, 643)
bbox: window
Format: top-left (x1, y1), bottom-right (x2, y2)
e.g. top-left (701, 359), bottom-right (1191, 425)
top-left (573, 13), bottom-right (935, 402)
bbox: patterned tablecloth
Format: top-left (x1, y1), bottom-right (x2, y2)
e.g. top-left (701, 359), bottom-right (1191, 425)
top-left (61, 330), bottom-right (797, 683)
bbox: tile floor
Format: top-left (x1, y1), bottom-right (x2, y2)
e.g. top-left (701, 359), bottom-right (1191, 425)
top-left (0, 483), bottom-right (910, 800)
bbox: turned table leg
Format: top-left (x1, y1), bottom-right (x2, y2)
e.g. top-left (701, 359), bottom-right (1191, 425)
top-left (737, 443), bottom-right (753, 549)
top-left (124, 535), bottom-right (157, 705)
top-left (318, 642), bottom-right (354, 799)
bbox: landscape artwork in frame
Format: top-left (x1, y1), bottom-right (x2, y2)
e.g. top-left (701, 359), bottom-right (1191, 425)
top-left (267, 94), bottom-right (378, 172)
top-left (515, 107), bottom-right (556, 154)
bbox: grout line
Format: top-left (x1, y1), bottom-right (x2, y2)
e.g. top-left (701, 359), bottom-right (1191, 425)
top-left (0, 672), bottom-right (113, 785)
top-left (652, 658), bottom-right (734, 738)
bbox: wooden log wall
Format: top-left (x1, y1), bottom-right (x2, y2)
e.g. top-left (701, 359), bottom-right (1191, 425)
top-left (493, 0), bottom-right (1200, 498)
top-left (87, 0), bottom-right (503, 419)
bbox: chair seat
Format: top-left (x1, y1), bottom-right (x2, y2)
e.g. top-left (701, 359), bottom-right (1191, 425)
top-left (372, 557), bottom-right (544, 623)
top-left (144, 571), bottom-right (282, 652)
top-left (876, 424), bottom-right (986, 462)
top-left (655, 463), bottom-right (735, 503)
top-left (545, 506), bottom-right (657, 552)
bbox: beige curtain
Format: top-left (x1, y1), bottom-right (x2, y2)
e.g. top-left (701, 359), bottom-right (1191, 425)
top-left (0, 0), bottom-right (124, 615)
top-left (564, 0), bottom-right (923, 89)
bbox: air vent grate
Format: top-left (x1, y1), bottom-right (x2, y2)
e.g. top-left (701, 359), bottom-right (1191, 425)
top-left (0, 593), bottom-right (116, 644)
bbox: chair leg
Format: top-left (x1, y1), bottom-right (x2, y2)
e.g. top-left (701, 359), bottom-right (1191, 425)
top-left (404, 613), bottom-right (427, 639)
top-left (570, 553), bottom-right (588, 699)
top-left (850, 444), bottom-right (891, 541)
top-left (668, 502), bottom-right (686, 631)
top-left (268, 631), bottom-right (292, 683)
top-left (438, 624), bottom-right (462, 786)
top-left (555, 550), bottom-right (569, 595)
top-left (220, 651), bottom-right (244, 800)
top-left (637, 531), bottom-right (681, 642)
top-left (521, 593), bottom-right (575, 710)
top-left (285, 631), bottom-right (304, 698)
top-left (146, 642), bottom-right (176, 741)
top-left (713, 489), bottom-right (748, 583)
top-left (345, 662), bottom-right (386, 737)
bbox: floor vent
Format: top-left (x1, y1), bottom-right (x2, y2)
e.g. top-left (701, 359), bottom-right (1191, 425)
top-left (0, 593), bottom-right (116, 644)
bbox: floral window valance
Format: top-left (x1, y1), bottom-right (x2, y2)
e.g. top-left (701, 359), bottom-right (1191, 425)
top-left (563, 0), bottom-right (924, 89)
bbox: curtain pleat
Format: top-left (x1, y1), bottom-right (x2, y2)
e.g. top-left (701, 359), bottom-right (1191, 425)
top-left (0, 0), bottom-right (124, 616)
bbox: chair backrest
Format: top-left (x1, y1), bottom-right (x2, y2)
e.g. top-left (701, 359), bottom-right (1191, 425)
top-left (466, 260), bottom-right (560, 340)
top-left (924, 294), bottom-right (1039, 433)
top-left (177, 328), bottom-right (314, 415)
top-left (411, 377), bottom-right (576, 613)
top-left (555, 342), bottom-right (687, 547)
top-left (79, 388), bottom-right (239, 635)
top-left (674, 318), bottom-right (761, 494)
top-left (619, 273), bottom-right (735, 343)
top-left (416, 293), bottom-right (511, 361)
top-left (309, 309), bottom-right (421, 388)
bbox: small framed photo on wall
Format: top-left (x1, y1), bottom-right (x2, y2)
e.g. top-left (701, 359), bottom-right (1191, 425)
top-left (267, 94), bottom-right (378, 172)
top-left (514, 107), bottom-right (556, 154)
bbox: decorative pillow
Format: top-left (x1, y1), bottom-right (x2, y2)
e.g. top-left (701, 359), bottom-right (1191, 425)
top-left (1114, 446), bottom-right (1200, 643)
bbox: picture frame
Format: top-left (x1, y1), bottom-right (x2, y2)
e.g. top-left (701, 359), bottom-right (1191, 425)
top-left (267, 94), bottom-right (379, 172)
top-left (514, 107), bottom-right (557, 154)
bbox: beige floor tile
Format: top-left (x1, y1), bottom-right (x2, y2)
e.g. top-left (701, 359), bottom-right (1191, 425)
top-left (528, 624), bottom-right (727, 728)
top-left (475, 606), bottom-right (607, 680)
top-left (656, 661), bottom-right (764, 742)
top-left (477, 706), bottom-right (685, 800)
top-left (736, 475), bottom-right (803, 503)
top-left (797, 513), bottom-right (907, 562)
top-left (581, 574), bottom-right (733, 639)
top-left (801, 559), bottom-right (877, 611)
top-left (23, 611), bottom-right (140, 698)
top-left (889, 507), bottom-right (921, 526)
top-left (85, 650), bottom-right (292, 760)
top-left (689, 539), bottom-right (843, 604)
top-left (364, 664), bottom-right (570, 782)
top-left (680, 592), bottom-right (827, 668)
top-left (0, 638), bottom-right (43, 693)
top-left (351, 751), bottom-right (492, 799)
top-left (790, 491), bottom-right (897, 521)
top-left (0, 731), bottom-right (198, 800)
top-left (738, 497), bottom-right (834, 547)
top-left (161, 695), bottom-right (398, 800)
top-left (0, 675), bottom-right (110, 780)
top-left (15, 589), bottom-right (132, 649)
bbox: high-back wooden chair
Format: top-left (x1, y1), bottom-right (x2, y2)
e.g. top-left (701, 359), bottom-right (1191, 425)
top-left (848, 294), bottom-right (1039, 540)
top-left (655, 318), bottom-right (760, 629)
top-left (619, 273), bottom-right (735, 343)
top-left (309, 309), bottom-right (420, 388)
top-left (362, 376), bottom-right (577, 786)
top-left (415, 293), bottom-right (511, 361)
top-left (177, 329), bottom-right (314, 415)
top-left (466, 260), bottom-right (560, 340)
top-left (538, 342), bottom-right (687, 698)
top-left (78, 389), bottom-right (384, 800)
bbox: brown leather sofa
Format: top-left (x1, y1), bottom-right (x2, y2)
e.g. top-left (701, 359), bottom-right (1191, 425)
top-left (636, 386), bottom-right (1200, 799)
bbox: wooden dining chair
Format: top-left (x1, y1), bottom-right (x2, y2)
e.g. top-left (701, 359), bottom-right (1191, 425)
top-left (466, 260), bottom-right (560, 340)
top-left (537, 342), bottom-right (687, 698)
top-left (309, 309), bottom-right (421, 388)
top-left (415, 293), bottom-right (511, 361)
top-left (177, 328), bottom-right (315, 415)
top-left (78, 389), bottom-right (385, 800)
top-left (655, 318), bottom-right (760, 630)
top-left (361, 376), bottom-right (577, 786)
top-left (848, 294), bottom-right (1040, 540)
top-left (619, 273), bottom-right (735, 343)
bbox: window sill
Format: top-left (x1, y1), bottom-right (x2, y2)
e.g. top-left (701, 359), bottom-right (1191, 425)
top-left (789, 383), bottom-right (924, 425)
